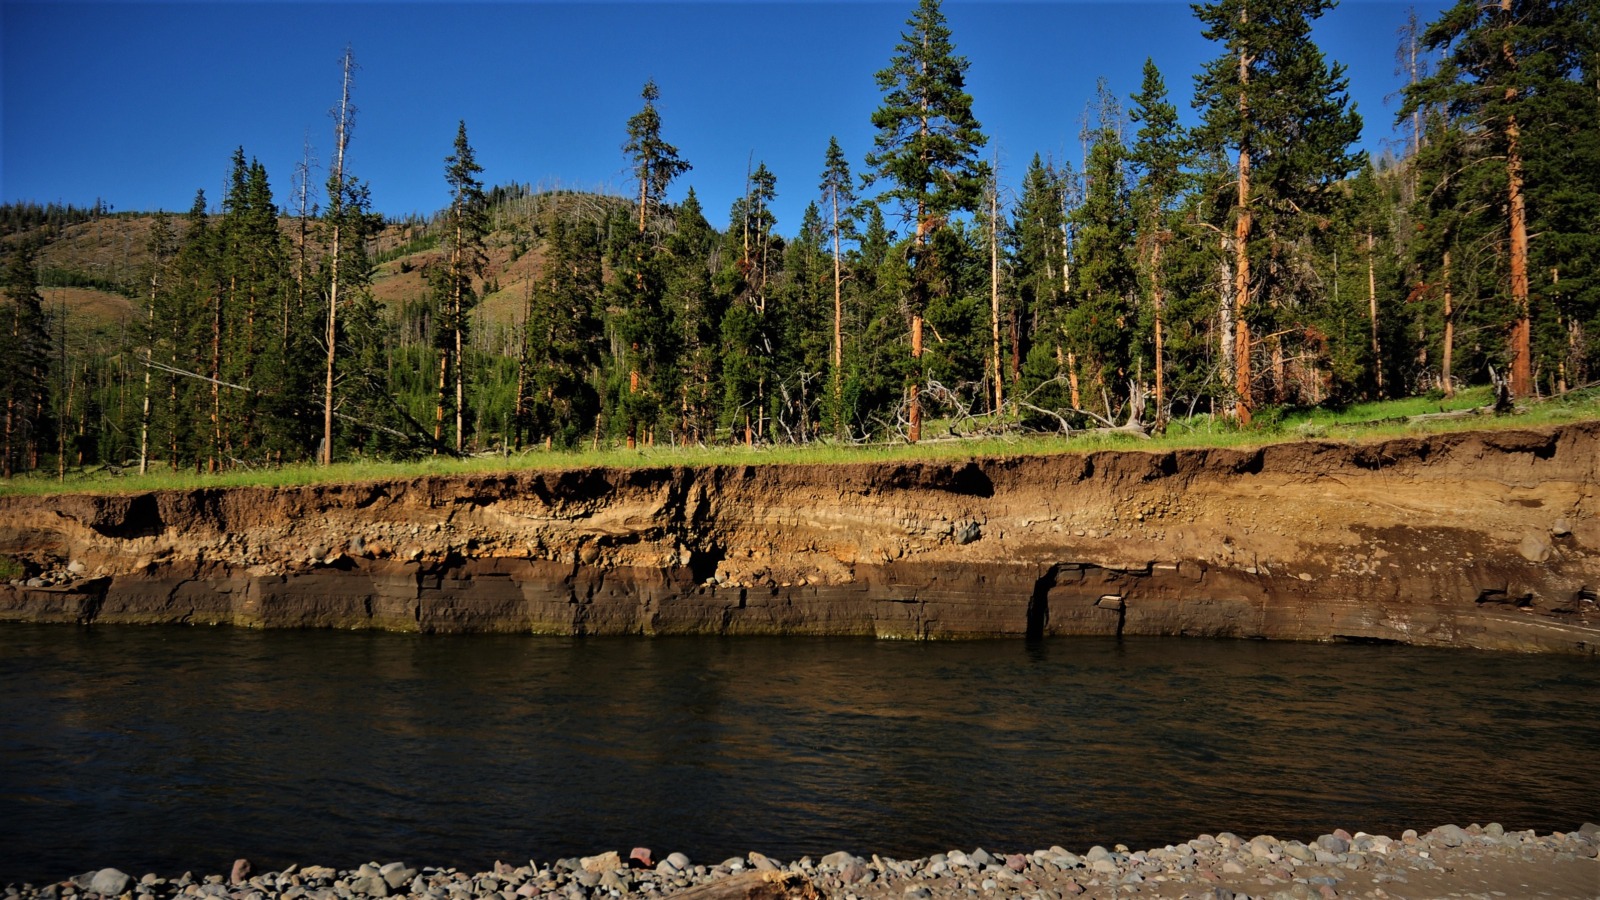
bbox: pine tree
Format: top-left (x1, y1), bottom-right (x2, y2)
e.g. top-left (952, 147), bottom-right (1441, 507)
top-left (1064, 87), bottom-right (1138, 419)
top-left (664, 190), bottom-right (721, 444)
top-left (1011, 154), bottom-right (1070, 409)
top-left (220, 152), bottom-right (294, 459)
top-left (619, 79), bottom-right (692, 446)
top-left (138, 211), bottom-right (176, 474)
top-left (1193, 0), bottom-right (1363, 421)
top-left (1404, 0), bottom-right (1595, 398)
top-left (818, 136), bottom-right (858, 435)
top-left (0, 240), bottom-right (50, 477)
top-left (625, 79), bottom-right (693, 237)
top-left (1128, 59), bottom-right (1189, 417)
top-left (719, 166), bottom-right (782, 444)
top-left (164, 191), bottom-right (215, 470)
top-left (772, 203), bottom-right (830, 441)
top-left (865, 0), bottom-right (988, 441)
top-left (434, 120), bottom-right (487, 453)
top-left (519, 218), bottom-right (604, 448)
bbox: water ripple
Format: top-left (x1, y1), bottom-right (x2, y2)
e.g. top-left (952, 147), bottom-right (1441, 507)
top-left (0, 628), bottom-right (1594, 882)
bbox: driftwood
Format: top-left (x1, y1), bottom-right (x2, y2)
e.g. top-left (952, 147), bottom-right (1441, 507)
top-left (670, 871), bottom-right (819, 900)
top-left (1014, 376), bottom-right (1154, 439)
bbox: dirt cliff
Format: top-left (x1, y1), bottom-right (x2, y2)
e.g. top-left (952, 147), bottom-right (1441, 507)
top-left (2, 424), bottom-right (1597, 653)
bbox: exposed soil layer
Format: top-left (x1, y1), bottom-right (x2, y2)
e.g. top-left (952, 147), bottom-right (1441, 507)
top-left (3, 424), bottom-right (1598, 653)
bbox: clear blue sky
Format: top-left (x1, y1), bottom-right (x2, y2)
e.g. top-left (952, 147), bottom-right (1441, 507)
top-left (3, 1), bottom-right (1443, 238)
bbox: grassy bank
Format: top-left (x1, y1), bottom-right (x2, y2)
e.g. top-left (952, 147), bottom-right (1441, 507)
top-left (5, 386), bottom-right (1598, 497)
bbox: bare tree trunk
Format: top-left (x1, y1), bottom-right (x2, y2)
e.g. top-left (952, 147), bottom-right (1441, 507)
top-left (210, 287), bottom-right (222, 474)
top-left (908, 91), bottom-right (930, 444)
top-left (831, 187), bottom-right (844, 437)
top-left (910, 314), bottom-right (923, 442)
top-left (1066, 349), bottom-right (1080, 409)
top-left (140, 267), bottom-right (156, 474)
top-left (58, 307), bottom-right (69, 481)
top-left (513, 285), bottom-right (531, 451)
top-left (1553, 268), bottom-right (1567, 394)
top-left (1501, 4), bottom-right (1532, 399)
top-left (454, 295), bottom-right (465, 453)
top-left (294, 137), bottom-right (313, 334)
top-left (1234, 158), bottom-right (1252, 422)
top-left (989, 178), bottom-right (1003, 414)
top-left (1009, 308), bottom-right (1021, 388)
top-left (1368, 231), bottom-right (1383, 396)
top-left (1442, 249), bottom-right (1455, 398)
top-left (1506, 112), bottom-right (1532, 398)
top-left (1219, 250), bottom-right (1236, 409)
top-left (1233, 14), bottom-right (1254, 424)
top-left (323, 48), bottom-right (353, 467)
top-left (4, 303), bottom-right (17, 477)
top-left (1152, 238), bottom-right (1165, 416)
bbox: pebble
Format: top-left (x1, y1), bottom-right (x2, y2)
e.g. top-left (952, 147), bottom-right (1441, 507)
top-left (8, 822), bottom-right (1597, 900)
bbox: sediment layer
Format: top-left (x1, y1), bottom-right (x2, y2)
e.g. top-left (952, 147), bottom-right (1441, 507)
top-left (2, 424), bottom-right (1598, 653)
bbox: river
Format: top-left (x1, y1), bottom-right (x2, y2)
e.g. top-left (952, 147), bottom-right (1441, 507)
top-left (1, 626), bottom-right (1595, 884)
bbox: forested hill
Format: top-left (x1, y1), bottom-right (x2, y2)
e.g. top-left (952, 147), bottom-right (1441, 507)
top-left (5, 188), bottom-right (631, 335)
top-left (0, 0), bottom-right (1595, 480)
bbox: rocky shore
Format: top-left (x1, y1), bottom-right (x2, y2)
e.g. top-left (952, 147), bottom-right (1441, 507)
top-left (9, 823), bottom-right (1597, 900)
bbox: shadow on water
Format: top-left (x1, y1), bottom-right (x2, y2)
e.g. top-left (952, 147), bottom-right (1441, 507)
top-left (1, 626), bottom-right (1596, 883)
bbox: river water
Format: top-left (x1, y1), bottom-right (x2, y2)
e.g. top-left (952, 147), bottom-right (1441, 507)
top-left (1, 625), bottom-right (1595, 884)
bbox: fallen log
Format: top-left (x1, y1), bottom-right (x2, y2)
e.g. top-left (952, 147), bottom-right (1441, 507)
top-left (1406, 405), bottom-right (1493, 424)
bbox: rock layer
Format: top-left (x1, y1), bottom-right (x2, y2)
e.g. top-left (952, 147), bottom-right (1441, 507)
top-left (2, 424), bottom-right (1598, 653)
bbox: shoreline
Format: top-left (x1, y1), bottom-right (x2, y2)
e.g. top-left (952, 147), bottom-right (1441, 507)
top-left (9, 823), bottom-right (1597, 900)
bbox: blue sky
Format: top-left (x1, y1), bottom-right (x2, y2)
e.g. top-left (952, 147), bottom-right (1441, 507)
top-left (3, 1), bottom-right (1444, 237)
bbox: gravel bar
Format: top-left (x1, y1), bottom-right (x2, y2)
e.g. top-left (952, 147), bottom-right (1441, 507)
top-left (8, 822), bottom-right (1597, 900)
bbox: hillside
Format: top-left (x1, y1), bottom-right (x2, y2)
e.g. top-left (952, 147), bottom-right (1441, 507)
top-left (3, 189), bottom-right (631, 332)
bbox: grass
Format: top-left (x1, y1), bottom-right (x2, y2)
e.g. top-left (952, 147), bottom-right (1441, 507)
top-left (5, 386), bottom-right (1598, 498)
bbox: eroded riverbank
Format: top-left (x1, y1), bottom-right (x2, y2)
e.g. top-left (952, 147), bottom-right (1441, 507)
top-left (2, 424), bottom-right (1598, 652)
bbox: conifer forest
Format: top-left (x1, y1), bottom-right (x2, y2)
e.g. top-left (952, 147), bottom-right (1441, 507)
top-left (1, 0), bottom-right (1596, 476)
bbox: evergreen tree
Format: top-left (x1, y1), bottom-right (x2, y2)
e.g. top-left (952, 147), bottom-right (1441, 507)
top-left (719, 165), bottom-right (782, 443)
top-left (434, 120), bottom-right (488, 452)
top-left (773, 203), bottom-right (831, 441)
top-left (519, 218), bottom-right (604, 448)
top-left (162, 191), bottom-right (215, 470)
top-left (865, 0), bottom-right (989, 440)
top-left (221, 151), bottom-right (296, 459)
top-left (1128, 59), bottom-right (1189, 416)
top-left (843, 203), bottom-right (909, 437)
top-left (618, 80), bottom-right (692, 446)
top-left (137, 211), bottom-right (177, 474)
top-left (625, 79), bottom-right (693, 237)
top-left (1011, 154), bottom-right (1070, 411)
top-left (1193, 0), bottom-right (1364, 421)
top-left (663, 190), bottom-right (721, 444)
top-left (1404, 0), bottom-right (1596, 398)
top-left (0, 240), bottom-right (50, 477)
top-left (1064, 87), bottom-right (1139, 420)
top-left (818, 136), bottom-right (858, 435)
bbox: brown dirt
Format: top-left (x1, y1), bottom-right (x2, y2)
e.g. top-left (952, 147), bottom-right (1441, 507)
top-left (41, 286), bottom-right (137, 323)
top-left (1, 423), bottom-right (1597, 651)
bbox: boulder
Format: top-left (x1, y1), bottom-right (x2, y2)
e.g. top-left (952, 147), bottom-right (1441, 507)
top-left (90, 870), bottom-right (131, 897)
